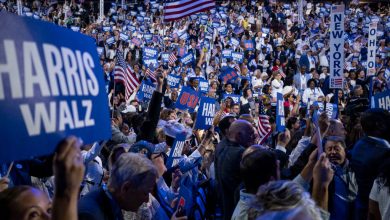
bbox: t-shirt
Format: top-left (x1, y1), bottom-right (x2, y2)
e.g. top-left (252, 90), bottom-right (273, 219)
top-left (369, 179), bottom-right (390, 220)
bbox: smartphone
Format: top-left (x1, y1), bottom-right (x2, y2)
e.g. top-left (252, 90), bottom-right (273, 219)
top-left (176, 197), bottom-right (186, 217)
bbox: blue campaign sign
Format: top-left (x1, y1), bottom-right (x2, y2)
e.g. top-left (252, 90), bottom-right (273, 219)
top-left (373, 89), bottom-right (390, 111)
top-left (232, 52), bottom-right (244, 63)
top-left (230, 38), bottom-right (240, 47)
top-left (244, 40), bottom-right (254, 51)
top-left (276, 93), bottom-right (286, 132)
top-left (161, 52), bottom-right (170, 63)
top-left (136, 80), bottom-right (156, 102)
top-left (195, 97), bottom-right (216, 130)
top-left (222, 49), bottom-right (233, 59)
top-left (143, 47), bottom-right (158, 59)
top-left (175, 86), bottom-right (200, 111)
top-left (0, 12), bottom-right (111, 163)
top-left (180, 53), bottom-right (194, 66)
top-left (198, 78), bottom-right (209, 93)
top-left (325, 103), bottom-right (338, 119)
top-left (144, 34), bottom-right (153, 42)
top-left (166, 132), bottom-right (187, 168)
top-left (223, 94), bottom-right (240, 103)
top-left (167, 74), bottom-right (181, 89)
top-left (219, 67), bottom-right (239, 83)
top-left (143, 58), bottom-right (158, 67)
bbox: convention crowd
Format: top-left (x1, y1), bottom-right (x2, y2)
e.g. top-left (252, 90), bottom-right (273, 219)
top-left (0, 0), bottom-right (390, 220)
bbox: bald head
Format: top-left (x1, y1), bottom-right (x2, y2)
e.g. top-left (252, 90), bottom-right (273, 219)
top-left (326, 119), bottom-right (346, 139)
top-left (228, 120), bottom-right (256, 148)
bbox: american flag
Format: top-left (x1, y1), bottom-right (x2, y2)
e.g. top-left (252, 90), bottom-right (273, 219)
top-left (331, 5), bottom-right (344, 13)
top-left (256, 101), bottom-right (272, 145)
top-left (169, 53), bottom-right (177, 66)
top-left (163, 0), bottom-right (216, 23)
top-left (114, 50), bottom-right (140, 101)
top-left (145, 66), bottom-right (157, 82)
top-left (330, 78), bottom-right (343, 88)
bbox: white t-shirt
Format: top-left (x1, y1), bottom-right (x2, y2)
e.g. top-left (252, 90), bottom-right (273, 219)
top-left (370, 179), bottom-right (390, 220)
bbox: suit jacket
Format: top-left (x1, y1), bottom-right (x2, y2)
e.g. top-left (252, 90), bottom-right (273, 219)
top-left (293, 73), bottom-right (312, 91)
top-left (350, 136), bottom-right (390, 220)
top-left (215, 138), bottom-right (245, 220)
top-left (78, 188), bottom-right (122, 220)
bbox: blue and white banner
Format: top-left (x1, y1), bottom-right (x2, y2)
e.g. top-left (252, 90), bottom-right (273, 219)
top-left (219, 67), bottom-right (239, 83)
top-left (143, 47), bottom-right (158, 58)
top-left (230, 38), bottom-right (240, 47)
top-left (222, 49), bottom-right (233, 59)
top-left (373, 89), bottom-right (390, 111)
top-left (161, 52), bottom-right (170, 63)
top-left (103, 26), bottom-right (111, 32)
top-left (180, 53), bottom-right (194, 65)
top-left (136, 80), bottom-right (156, 102)
top-left (232, 52), bottom-right (244, 63)
top-left (329, 5), bottom-right (345, 89)
top-left (367, 22), bottom-right (377, 76)
top-left (276, 93), bottom-right (285, 132)
top-left (212, 22), bottom-right (220, 28)
top-left (106, 37), bottom-right (115, 45)
top-left (325, 103), bottom-right (338, 119)
top-left (198, 78), bottom-right (209, 93)
top-left (166, 133), bottom-right (187, 168)
top-left (167, 74), bottom-right (181, 89)
top-left (223, 94), bottom-right (240, 103)
top-left (119, 33), bottom-right (129, 41)
top-left (0, 13), bottom-right (111, 162)
top-left (175, 86), bottom-right (200, 111)
top-left (144, 33), bottom-right (153, 42)
top-left (143, 58), bottom-right (158, 67)
top-left (194, 97), bottom-right (216, 130)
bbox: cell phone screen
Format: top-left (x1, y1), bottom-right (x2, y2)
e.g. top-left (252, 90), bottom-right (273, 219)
top-left (176, 197), bottom-right (186, 217)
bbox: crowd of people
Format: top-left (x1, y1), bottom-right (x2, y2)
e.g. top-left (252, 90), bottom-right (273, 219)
top-left (1, 0), bottom-right (390, 220)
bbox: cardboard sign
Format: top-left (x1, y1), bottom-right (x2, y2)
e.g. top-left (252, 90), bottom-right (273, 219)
top-left (136, 80), bottom-right (156, 102)
top-left (143, 47), bottom-right (158, 59)
top-left (329, 5), bottom-right (345, 89)
top-left (166, 133), bottom-right (187, 168)
top-left (232, 52), bottom-right (244, 63)
top-left (222, 49), bottom-right (233, 59)
top-left (180, 53), bottom-right (194, 66)
top-left (373, 89), bottom-right (390, 111)
top-left (175, 86), bottom-right (199, 111)
top-left (194, 97), bottom-right (216, 129)
top-left (223, 94), bottom-right (240, 103)
top-left (276, 93), bottom-right (286, 132)
top-left (0, 12), bottom-right (111, 162)
top-left (198, 78), bottom-right (209, 93)
top-left (220, 67), bottom-right (239, 83)
top-left (167, 74), bottom-right (181, 89)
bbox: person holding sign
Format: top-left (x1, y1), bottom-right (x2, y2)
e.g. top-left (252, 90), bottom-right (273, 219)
top-left (0, 137), bottom-right (85, 220)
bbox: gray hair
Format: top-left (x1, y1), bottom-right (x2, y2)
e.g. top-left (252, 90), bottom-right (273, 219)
top-left (249, 180), bottom-right (322, 220)
top-left (108, 153), bottom-right (157, 190)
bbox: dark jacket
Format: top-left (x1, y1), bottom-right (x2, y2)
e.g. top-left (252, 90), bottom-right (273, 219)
top-left (214, 138), bottom-right (245, 220)
top-left (136, 91), bottom-right (163, 143)
top-left (78, 188), bottom-right (123, 220)
top-left (350, 136), bottom-right (390, 220)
